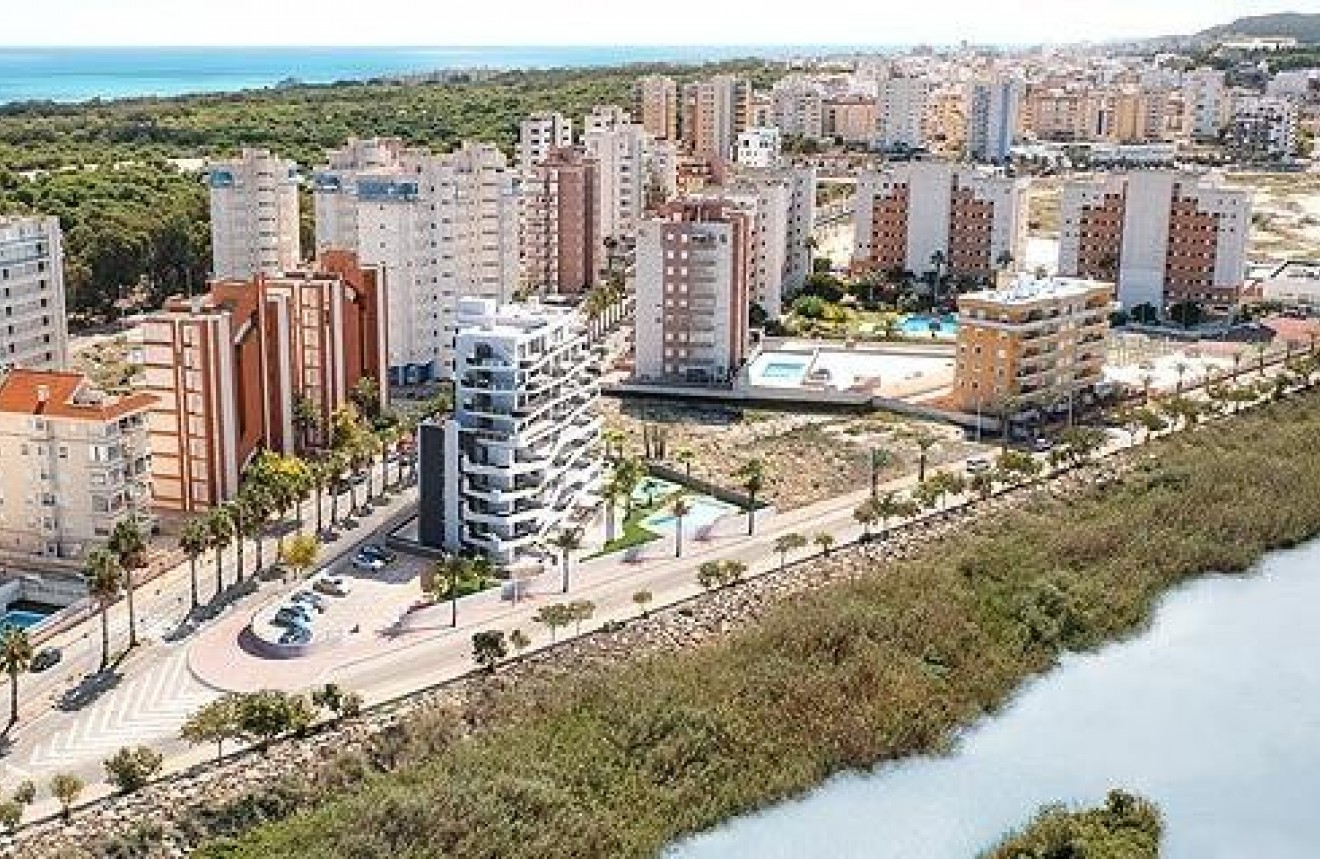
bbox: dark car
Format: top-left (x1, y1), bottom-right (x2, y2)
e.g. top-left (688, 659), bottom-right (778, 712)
top-left (360, 544), bottom-right (397, 564)
top-left (30, 647), bottom-right (62, 673)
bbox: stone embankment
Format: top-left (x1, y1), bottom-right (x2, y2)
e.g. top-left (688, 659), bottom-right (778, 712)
top-left (7, 454), bottom-right (1137, 857)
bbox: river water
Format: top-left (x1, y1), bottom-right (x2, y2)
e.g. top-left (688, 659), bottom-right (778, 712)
top-left (670, 540), bottom-right (1320, 858)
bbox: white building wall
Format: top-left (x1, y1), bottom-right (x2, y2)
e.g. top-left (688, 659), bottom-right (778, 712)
top-left (517, 113), bottom-right (573, 174)
top-left (0, 216), bottom-right (69, 370)
top-left (876, 77), bottom-right (931, 150)
top-left (207, 149), bottom-right (301, 280)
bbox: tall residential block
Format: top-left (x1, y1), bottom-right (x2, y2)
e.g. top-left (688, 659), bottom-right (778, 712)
top-left (519, 147), bottom-right (601, 296)
top-left (1230, 97), bottom-right (1299, 158)
top-left (682, 75), bottom-right (753, 160)
top-left (517, 112), bottom-right (574, 174)
top-left (853, 163), bottom-right (1027, 282)
top-left (206, 148), bottom-right (301, 279)
top-left (142, 253), bottom-right (386, 513)
top-left (583, 122), bottom-right (675, 246)
top-left (0, 216), bottom-right (69, 370)
top-left (823, 96), bottom-right (878, 143)
top-left (1184, 69), bottom-right (1230, 141)
top-left (417, 298), bottom-right (603, 566)
top-left (1058, 171), bottom-right (1252, 310)
top-left (769, 77), bottom-right (825, 140)
top-left (967, 77), bottom-right (1024, 163)
top-left (876, 77), bottom-right (931, 151)
top-left (634, 199), bottom-right (752, 384)
top-left (635, 74), bottom-right (679, 141)
top-left (725, 165), bottom-right (816, 316)
top-left (314, 139), bottom-right (520, 382)
top-left (0, 370), bottom-right (155, 565)
top-left (952, 274), bottom-right (1113, 412)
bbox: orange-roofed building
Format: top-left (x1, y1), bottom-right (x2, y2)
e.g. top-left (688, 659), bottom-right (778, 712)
top-left (0, 369), bottom-right (155, 564)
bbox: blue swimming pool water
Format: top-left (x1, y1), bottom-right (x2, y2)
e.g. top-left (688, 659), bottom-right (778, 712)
top-left (761, 361), bottom-right (810, 379)
top-left (900, 314), bottom-right (959, 337)
top-left (1, 609), bottom-right (50, 630)
top-left (642, 498), bottom-right (739, 533)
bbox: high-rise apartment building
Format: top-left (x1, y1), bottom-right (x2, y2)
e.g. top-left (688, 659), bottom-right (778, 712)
top-left (635, 75), bottom-right (679, 141)
top-left (1229, 97), bottom-right (1299, 158)
top-left (853, 163), bottom-right (1027, 282)
top-left (206, 148), bottom-right (302, 280)
top-left (769, 77), bottom-right (825, 140)
top-left (823, 96), bottom-right (878, 143)
top-left (583, 122), bottom-right (676, 247)
top-left (0, 370), bottom-right (155, 564)
top-left (876, 77), bottom-right (931, 151)
top-left (313, 139), bottom-right (520, 382)
top-left (634, 199), bottom-right (752, 384)
top-left (1058, 171), bottom-right (1252, 310)
top-left (0, 216), bottom-right (70, 370)
top-left (517, 112), bottom-right (574, 174)
top-left (417, 298), bottom-right (603, 566)
top-left (583, 104), bottom-right (631, 135)
top-left (724, 165), bottom-right (816, 316)
top-left (735, 127), bottom-right (783, 169)
top-left (681, 75), bottom-right (753, 160)
top-left (967, 77), bottom-right (1024, 163)
top-left (952, 274), bottom-right (1112, 412)
top-left (519, 147), bottom-right (601, 296)
top-left (1183, 69), bottom-right (1230, 140)
top-left (142, 253), bottom-right (386, 513)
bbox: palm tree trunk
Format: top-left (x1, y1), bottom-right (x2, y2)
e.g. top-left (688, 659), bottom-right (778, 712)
top-left (235, 531), bottom-right (245, 584)
top-left (330, 487), bottom-right (340, 527)
top-left (254, 531), bottom-right (264, 576)
top-left (125, 571), bottom-right (137, 648)
top-left (561, 555), bottom-right (570, 593)
top-left (746, 492), bottom-right (756, 536)
top-left (675, 517), bottom-right (684, 558)
top-left (315, 487), bottom-right (324, 535)
top-left (99, 606), bottom-right (110, 671)
top-left (188, 558), bottom-right (199, 611)
top-left (450, 587), bottom-right (458, 628)
top-left (9, 673), bottom-right (18, 727)
top-left (214, 548), bottom-right (224, 599)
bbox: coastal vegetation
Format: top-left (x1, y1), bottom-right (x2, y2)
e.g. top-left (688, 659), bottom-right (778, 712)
top-left (982, 790), bottom-right (1162, 858)
top-left (184, 391), bottom-right (1320, 858)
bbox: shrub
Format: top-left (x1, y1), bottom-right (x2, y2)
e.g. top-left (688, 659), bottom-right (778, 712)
top-left (104, 745), bottom-right (164, 793)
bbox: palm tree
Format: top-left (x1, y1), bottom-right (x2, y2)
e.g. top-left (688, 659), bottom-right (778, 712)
top-left (912, 432), bottom-right (937, 482)
top-left (206, 506), bottom-right (234, 600)
top-left (868, 447), bottom-right (892, 499)
top-left (668, 491), bottom-right (692, 558)
top-left (548, 528), bottom-right (583, 594)
top-left (432, 556), bottom-right (471, 628)
top-left (601, 479), bottom-right (624, 543)
top-left (773, 532), bottom-right (807, 570)
top-left (675, 448), bottom-right (695, 478)
top-left (853, 499), bottom-right (878, 540)
top-left (814, 532), bottom-right (835, 557)
top-left (178, 518), bottom-right (208, 613)
top-left (0, 627), bottom-right (33, 730)
top-left (735, 459), bottom-right (766, 536)
top-left (107, 516), bottom-right (147, 649)
top-left (85, 549), bottom-right (122, 672)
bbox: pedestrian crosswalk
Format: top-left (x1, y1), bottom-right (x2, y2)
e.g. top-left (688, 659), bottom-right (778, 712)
top-left (2, 650), bottom-right (217, 780)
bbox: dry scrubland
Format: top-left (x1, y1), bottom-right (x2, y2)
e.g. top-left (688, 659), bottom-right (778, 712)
top-left (602, 399), bottom-right (976, 509)
top-left (166, 389), bottom-right (1320, 859)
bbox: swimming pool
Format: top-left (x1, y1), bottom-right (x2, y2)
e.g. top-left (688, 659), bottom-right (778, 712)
top-left (642, 497), bottom-right (740, 534)
top-left (631, 476), bottom-right (683, 507)
top-left (1, 609), bottom-right (51, 631)
top-left (900, 314), bottom-right (959, 338)
top-left (747, 354), bottom-right (812, 387)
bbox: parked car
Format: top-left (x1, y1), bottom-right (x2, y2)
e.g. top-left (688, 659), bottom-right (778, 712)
top-left (352, 552), bottom-right (388, 572)
top-left (291, 590), bottom-right (327, 612)
top-left (279, 626), bottom-right (312, 646)
top-left (313, 575), bottom-right (351, 597)
top-left (273, 605), bottom-right (314, 628)
top-left (965, 455), bottom-right (992, 474)
top-left (30, 647), bottom-right (61, 673)
top-left (359, 544), bottom-right (397, 564)
top-left (1032, 437), bottom-right (1055, 453)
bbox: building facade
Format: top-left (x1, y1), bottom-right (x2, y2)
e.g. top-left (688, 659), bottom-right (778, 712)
top-left (634, 199), bottom-right (752, 384)
top-left (517, 112), bottom-right (574, 174)
top-left (769, 77), bottom-right (825, 140)
top-left (313, 139), bottom-right (520, 382)
top-left (142, 254), bottom-right (386, 513)
top-left (519, 147), bottom-right (601, 296)
top-left (681, 75), bottom-right (752, 160)
top-left (417, 298), bottom-right (603, 565)
top-left (207, 148), bottom-right (302, 280)
top-left (635, 75), bottom-right (679, 141)
top-left (0, 370), bottom-right (155, 565)
top-left (967, 77), bottom-right (1024, 163)
top-left (735, 127), bottom-right (783, 169)
top-left (1058, 171), bottom-right (1252, 310)
top-left (0, 216), bottom-right (70, 370)
top-left (1183, 69), bottom-right (1231, 141)
top-left (853, 162), bottom-right (1027, 283)
top-left (876, 77), bottom-right (931, 151)
top-left (1229, 96), bottom-right (1299, 159)
top-left (952, 274), bottom-right (1113, 413)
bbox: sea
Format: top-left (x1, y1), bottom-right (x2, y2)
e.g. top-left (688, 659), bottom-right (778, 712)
top-left (0, 46), bottom-right (884, 106)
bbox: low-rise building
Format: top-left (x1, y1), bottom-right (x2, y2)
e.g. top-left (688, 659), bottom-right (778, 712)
top-left (735, 127), bottom-right (782, 168)
top-left (142, 253), bottom-right (386, 513)
top-left (0, 370), bottom-right (155, 565)
top-left (952, 274), bottom-right (1113, 413)
top-left (417, 298), bottom-right (603, 565)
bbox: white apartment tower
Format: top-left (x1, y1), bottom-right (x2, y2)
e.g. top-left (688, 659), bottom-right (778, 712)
top-left (634, 199), bottom-right (753, 384)
top-left (1184, 69), bottom-right (1230, 141)
top-left (770, 77), bottom-right (825, 140)
top-left (1058, 171), bottom-right (1251, 310)
top-left (517, 112), bottom-right (574, 174)
top-left (876, 77), bottom-right (931, 151)
top-left (0, 216), bottom-right (70, 370)
top-left (583, 121), bottom-right (676, 246)
top-left (314, 139), bottom-right (519, 382)
top-left (725, 165), bottom-right (816, 316)
top-left (967, 77), bottom-right (1024, 163)
top-left (417, 298), bottom-right (603, 565)
top-left (853, 162), bottom-right (1027, 282)
top-left (206, 148), bottom-right (301, 280)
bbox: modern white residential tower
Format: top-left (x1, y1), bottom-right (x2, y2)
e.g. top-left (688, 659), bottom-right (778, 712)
top-left (0, 216), bottom-right (69, 370)
top-left (207, 148), bottom-right (302, 280)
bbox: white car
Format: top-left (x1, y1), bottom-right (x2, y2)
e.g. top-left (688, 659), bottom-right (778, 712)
top-left (312, 575), bottom-right (351, 597)
top-left (965, 455), bottom-right (992, 474)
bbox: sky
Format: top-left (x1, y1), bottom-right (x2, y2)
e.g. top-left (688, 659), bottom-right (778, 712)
top-left (0, 0), bottom-right (1308, 47)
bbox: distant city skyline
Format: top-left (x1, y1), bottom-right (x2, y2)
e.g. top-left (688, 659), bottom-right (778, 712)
top-left (0, 1), bottom-right (1305, 48)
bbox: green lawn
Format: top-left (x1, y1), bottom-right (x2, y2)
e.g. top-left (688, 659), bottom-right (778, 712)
top-left (588, 500), bottom-right (665, 558)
